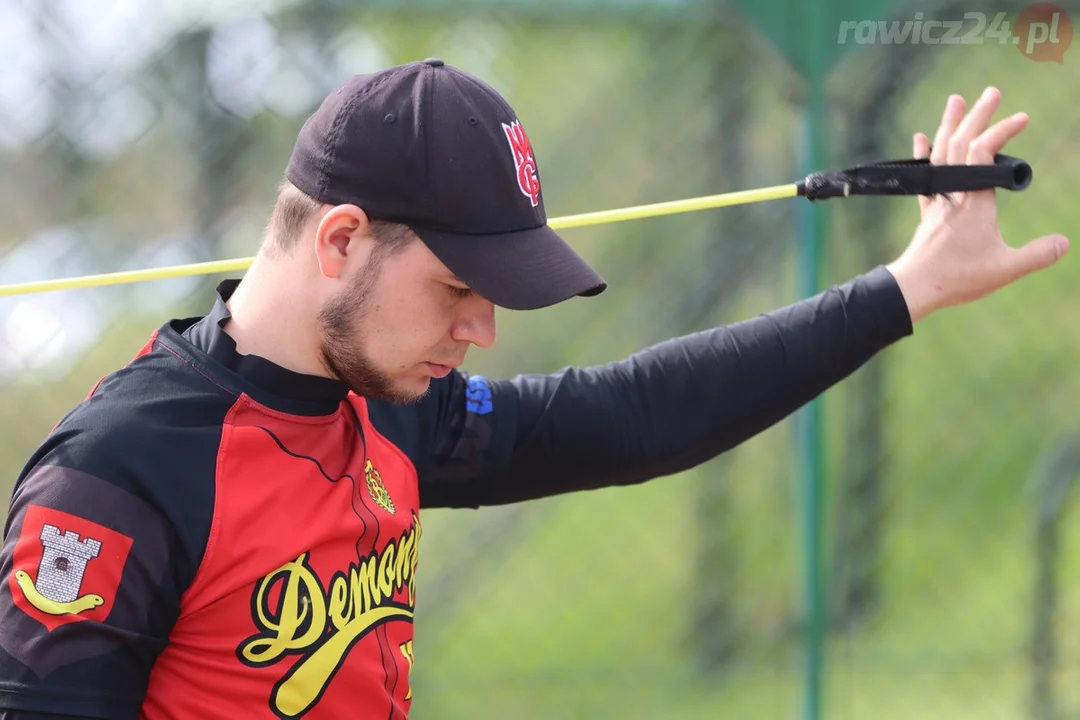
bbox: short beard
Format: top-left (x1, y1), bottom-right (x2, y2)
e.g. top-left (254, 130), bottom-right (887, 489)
top-left (317, 255), bottom-right (425, 405)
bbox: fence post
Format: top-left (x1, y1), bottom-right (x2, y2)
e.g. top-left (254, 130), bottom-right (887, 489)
top-left (794, 5), bottom-right (829, 716)
top-left (1029, 430), bottom-right (1080, 720)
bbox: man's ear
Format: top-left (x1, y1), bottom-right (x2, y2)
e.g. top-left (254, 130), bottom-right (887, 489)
top-left (313, 204), bottom-right (372, 280)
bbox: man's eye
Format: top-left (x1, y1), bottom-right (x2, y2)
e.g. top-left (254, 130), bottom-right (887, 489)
top-left (447, 284), bottom-right (473, 298)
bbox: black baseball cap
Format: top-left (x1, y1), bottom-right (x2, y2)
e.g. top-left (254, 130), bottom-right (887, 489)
top-left (284, 58), bottom-right (607, 310)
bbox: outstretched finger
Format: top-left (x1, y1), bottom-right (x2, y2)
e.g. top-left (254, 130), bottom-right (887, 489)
top-left (931, 94), bottom-right (965, 165)
top-left (967, 112), bottom-right (1028, 165)
top-left (948, 86), bottom-right (1001, 164)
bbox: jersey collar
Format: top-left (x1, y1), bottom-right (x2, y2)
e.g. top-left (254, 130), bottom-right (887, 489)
top-left (167, 279), bottom-right (351, 416)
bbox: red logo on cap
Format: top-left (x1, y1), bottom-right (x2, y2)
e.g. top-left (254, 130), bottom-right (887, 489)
top-left (502, 120), bottom-right (540, 207)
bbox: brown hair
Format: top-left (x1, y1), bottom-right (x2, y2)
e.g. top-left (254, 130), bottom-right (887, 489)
top-left (264, 178), bottom-right (415, 257)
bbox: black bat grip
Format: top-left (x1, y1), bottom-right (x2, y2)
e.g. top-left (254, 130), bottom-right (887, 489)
top-left (798, 153), bottom-right (1033, 200)
top-left (995, 153), bottom-right (1033, 190)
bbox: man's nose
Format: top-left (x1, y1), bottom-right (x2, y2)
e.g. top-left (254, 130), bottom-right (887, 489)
top-left (453, 297), bottom-right (497, 349)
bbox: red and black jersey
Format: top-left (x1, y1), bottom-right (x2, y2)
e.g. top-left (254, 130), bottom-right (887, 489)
top-left (0, 268), bottom-right (913, 719)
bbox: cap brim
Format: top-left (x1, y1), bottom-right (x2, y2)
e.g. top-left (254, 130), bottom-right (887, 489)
top-left (408, 223), bottom-right (607, 311)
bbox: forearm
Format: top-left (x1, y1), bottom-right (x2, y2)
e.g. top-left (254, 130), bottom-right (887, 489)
top-left (476, 265), bottom-right (913, 504)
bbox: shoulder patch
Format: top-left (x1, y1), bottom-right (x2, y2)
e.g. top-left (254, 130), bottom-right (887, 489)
top-left (9, 505), bottom-right (133, 632)
top-left (0, 464), bottom-right (174, 680)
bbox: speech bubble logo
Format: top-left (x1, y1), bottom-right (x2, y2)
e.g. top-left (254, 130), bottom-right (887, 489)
top-left (1013, 2), bottom-right (1072, 63)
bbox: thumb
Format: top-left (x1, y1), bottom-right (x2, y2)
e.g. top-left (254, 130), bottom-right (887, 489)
top-left (1003, 234), bottom-right (1069, 282)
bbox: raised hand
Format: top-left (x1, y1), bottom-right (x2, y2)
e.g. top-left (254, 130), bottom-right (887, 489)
top-left (887, 86), bottom-right (1068, 323)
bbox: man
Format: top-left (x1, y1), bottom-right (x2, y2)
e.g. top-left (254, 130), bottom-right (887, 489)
top-left (0, 59), bottom-right (1067, 719)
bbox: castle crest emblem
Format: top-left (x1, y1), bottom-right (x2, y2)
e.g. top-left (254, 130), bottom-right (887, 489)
top-left (8, 504), bottom-right (134, 631)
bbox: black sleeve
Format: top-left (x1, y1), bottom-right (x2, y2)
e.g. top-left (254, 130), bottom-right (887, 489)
top-left (416, 265), bottom-right (913, 508)
top-left (0, 423), bottom-right (196, 718)
top-left (0, 712), bottom-right (97, 720)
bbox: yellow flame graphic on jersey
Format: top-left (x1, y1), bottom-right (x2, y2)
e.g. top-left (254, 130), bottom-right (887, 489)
top-left (365, 460), bottom-right (395, 515)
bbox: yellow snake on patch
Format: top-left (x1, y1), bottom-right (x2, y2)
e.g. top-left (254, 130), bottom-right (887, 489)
top-left (14, 570), bottom-right (104, 615)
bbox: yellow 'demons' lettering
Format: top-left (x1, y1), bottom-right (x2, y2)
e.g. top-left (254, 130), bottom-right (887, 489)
top-left (239, 517), bottom-right (421, 718)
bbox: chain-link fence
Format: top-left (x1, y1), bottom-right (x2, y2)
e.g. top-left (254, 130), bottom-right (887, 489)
top-left (1, 1), bottom-right (1079, 718)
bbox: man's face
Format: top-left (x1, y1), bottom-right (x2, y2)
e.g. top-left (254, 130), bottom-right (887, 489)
top-left (317, 235), bottom-right (496, 403)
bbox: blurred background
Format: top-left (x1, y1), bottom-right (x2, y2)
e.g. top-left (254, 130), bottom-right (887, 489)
top-left (1, 0), bottom-right (1079, 717)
